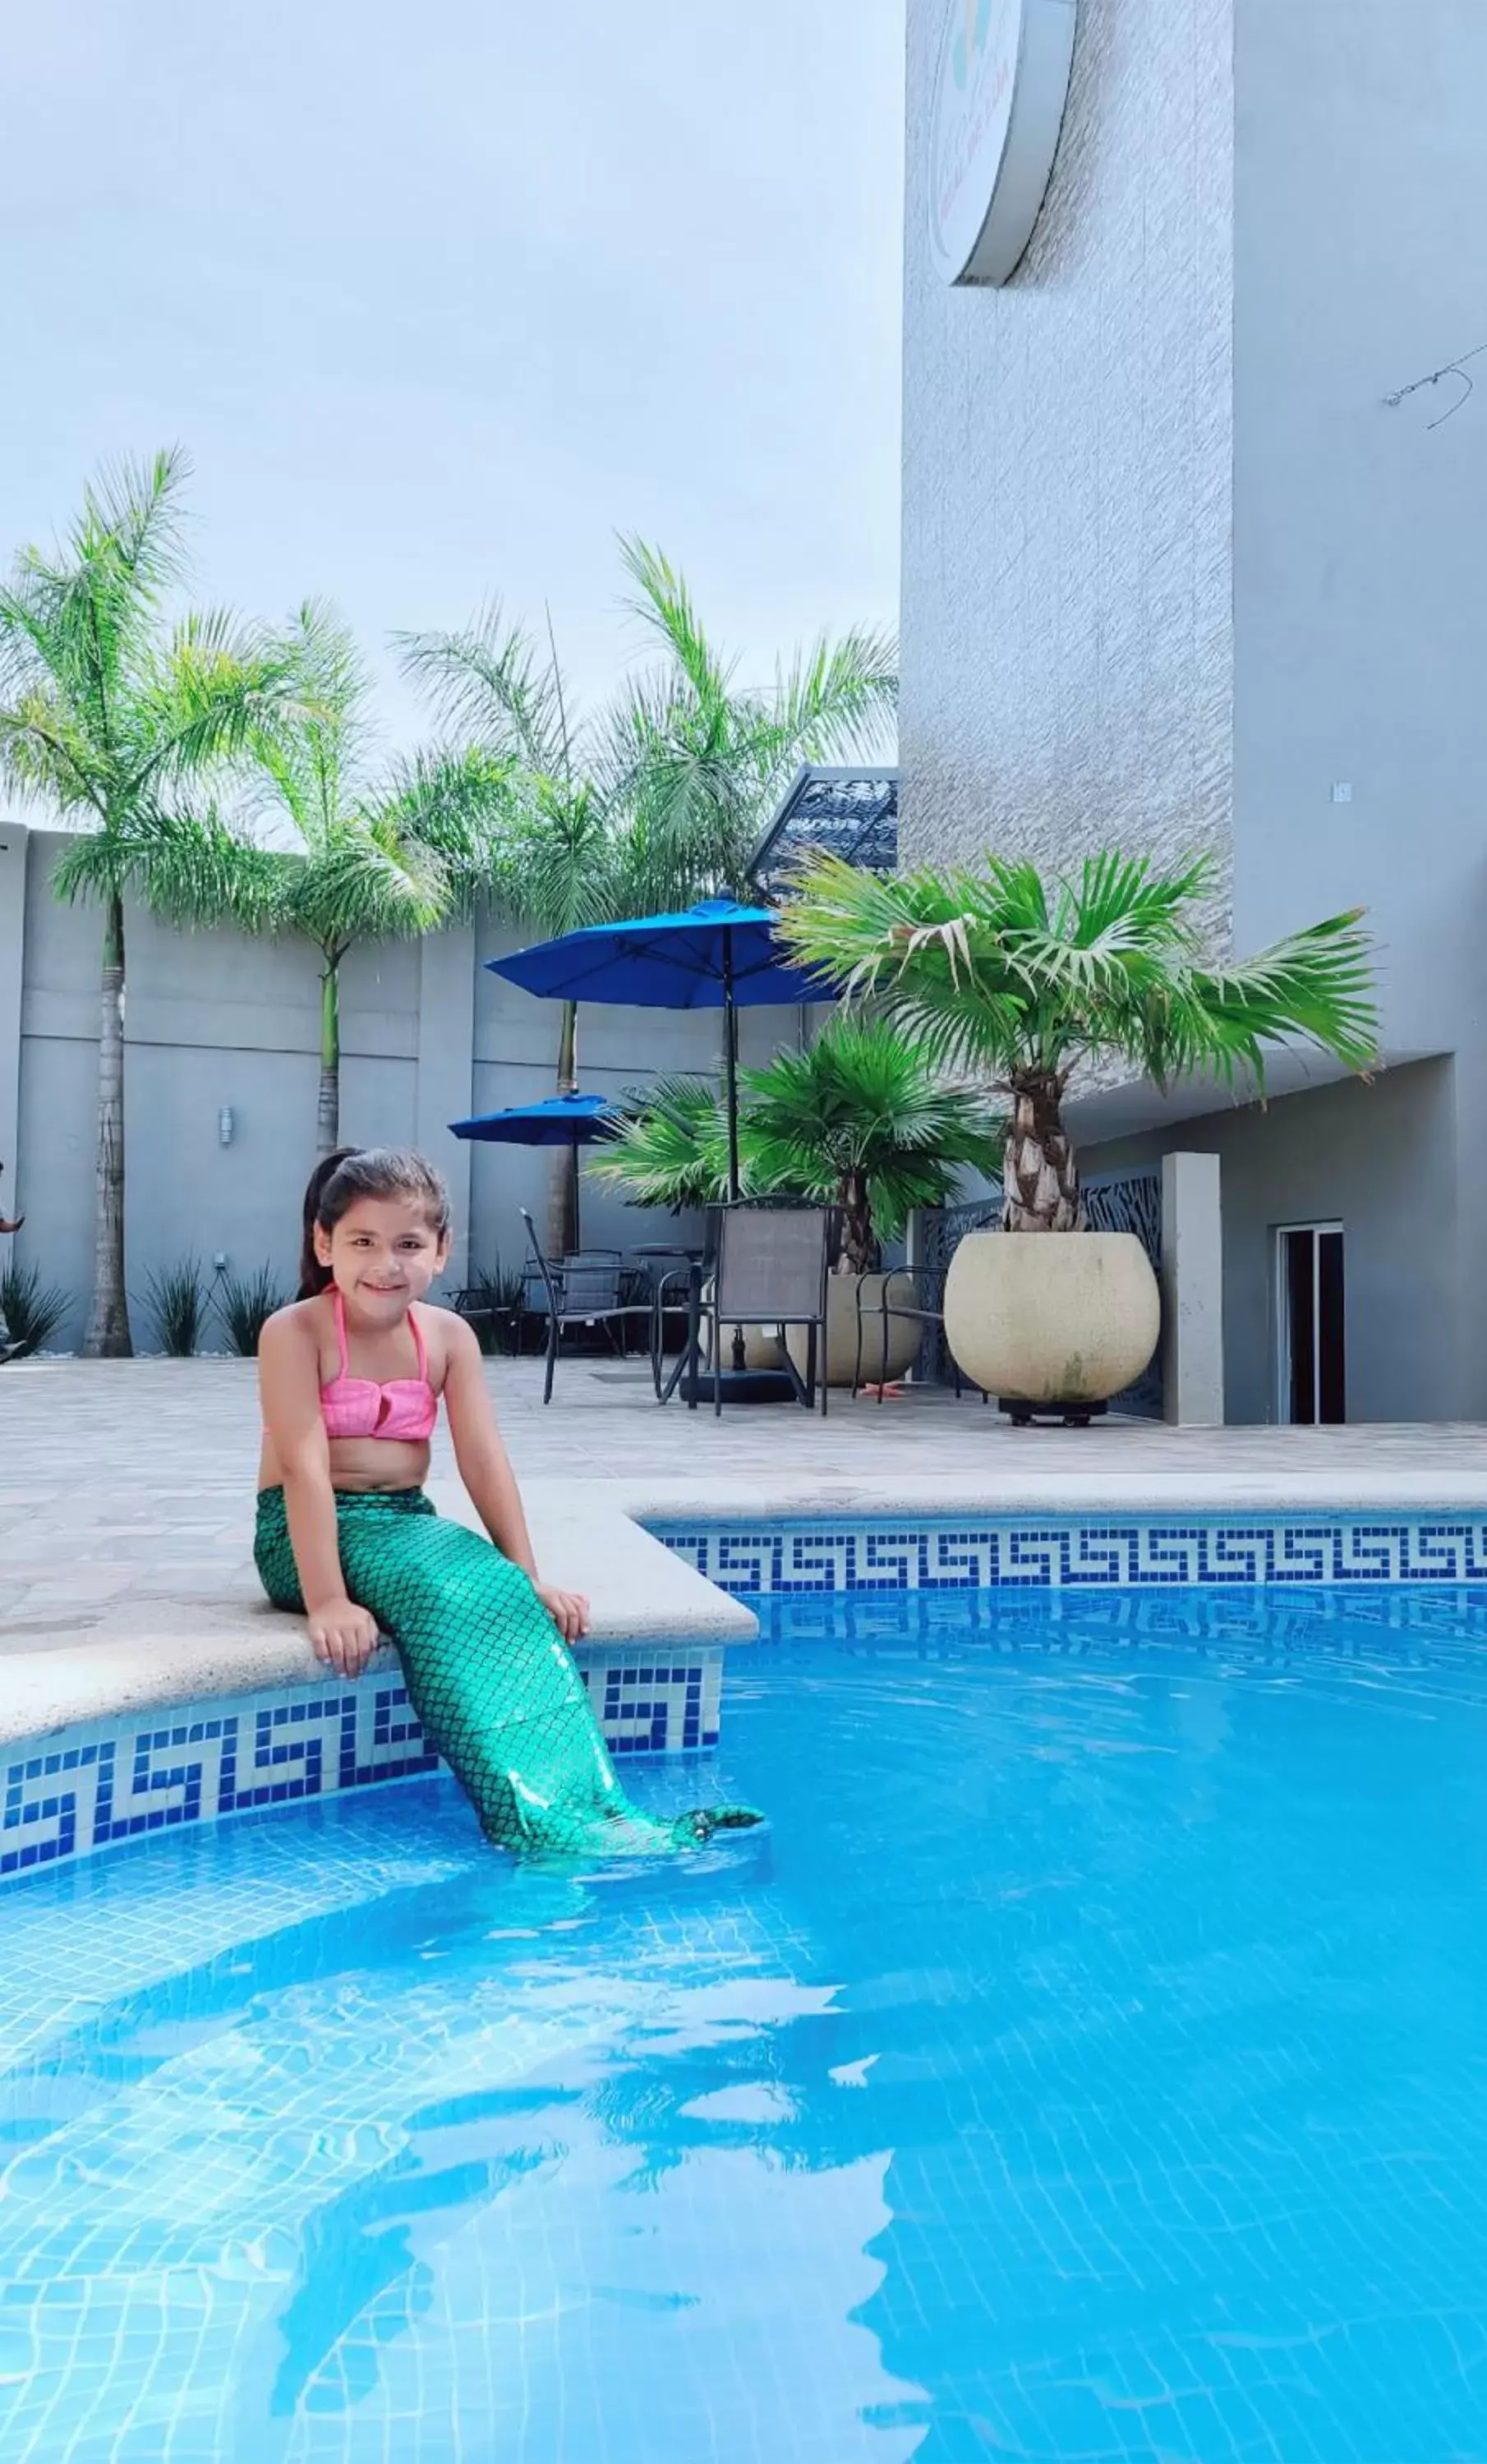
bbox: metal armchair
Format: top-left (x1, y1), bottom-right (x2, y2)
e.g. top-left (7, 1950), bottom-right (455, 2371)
top-left (684, 1202), bottom-right (832, 1416)
top-left (519, 1214), bottom-right (654, 1404)
top-left (851, 1263), bottom-right (986, 1404)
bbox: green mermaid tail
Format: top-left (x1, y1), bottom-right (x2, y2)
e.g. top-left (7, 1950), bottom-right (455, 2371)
top-left (254, 1487), bottom-right (761, 1859)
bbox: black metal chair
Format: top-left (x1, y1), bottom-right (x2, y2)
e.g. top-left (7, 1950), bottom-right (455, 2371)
top-left (684, 1202), bottom-right (831, 1416)
top-left (519, 1213), bottom-right (654, 1404)
top-left (851, 1263), bottom-right (987, 1404)
top-left (448, 1281), bottom-right (519, 1355)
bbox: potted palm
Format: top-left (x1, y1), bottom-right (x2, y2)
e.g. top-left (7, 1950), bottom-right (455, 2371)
top-left (778, 850), bottom-right (1379, 1414)
top-left (592, 1015), bottom-right (1002, 1383)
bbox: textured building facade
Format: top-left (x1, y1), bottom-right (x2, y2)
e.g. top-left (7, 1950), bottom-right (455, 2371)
top-left (902, 0), bottom-right (1234, 946)
top-left (900, 0), bottom-right (1487, 1419)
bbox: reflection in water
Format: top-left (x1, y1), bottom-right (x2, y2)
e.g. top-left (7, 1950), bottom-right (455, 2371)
top-left (5, 1583), bottom-right (1487, 2460)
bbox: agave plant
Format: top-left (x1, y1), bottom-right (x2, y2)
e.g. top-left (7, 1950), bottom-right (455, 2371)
top-left (594, 1018), bottom-right (1001, 1273)
top-left (216, 1265), bottom-right (291, 1358)
top-left (0, 1262), bottom-right (71, 1359)
top-left (463, 1261), bottom-right (528, 1357)
top-left (778, 851), bottom-right (1379, 1232)
top-left (146, 1259), bottom-right (208, 1356)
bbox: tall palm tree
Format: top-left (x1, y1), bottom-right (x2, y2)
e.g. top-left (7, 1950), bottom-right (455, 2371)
top-left (398, 607), bottom-right (626, 1253)
top-left (605, 538), bottom-right (898, 903)
top-left (779, 849), bottom-right (1379, 1231)
top-left (251, 603), bottom-right (513, 1155)
top-left (402, 545), bottom-right (899, 1247)
top-left (0, 448), bottom-right (297, 1354)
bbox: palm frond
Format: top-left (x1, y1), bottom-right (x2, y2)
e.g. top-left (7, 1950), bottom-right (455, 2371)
top-left (590, 1076), bottom-right (736, 1211)
top-left (275, 814), bottom-right (450, 955)
top-left (130, 610), bottom-right (302, 795)
top-left (396, 603), bottom-right (567, 775)
top-left (780, 848), bottom-right (1380, 1095)
top-left (380, 743), bottom-right (518, 909)
top-left (617, 537), bottom-right (734, 705)
top-left (71, 446), bottom-right (192, 607)
top-left (48, 802), bottom-right (288, 926)
top-left (765, 625), bottom-right (899, 769)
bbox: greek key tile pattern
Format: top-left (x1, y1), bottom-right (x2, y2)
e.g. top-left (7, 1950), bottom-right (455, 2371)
top-left (0, 1644), bottom-right (725, 1891)
top-left (652, 1519), bottom-right (1487, 1596)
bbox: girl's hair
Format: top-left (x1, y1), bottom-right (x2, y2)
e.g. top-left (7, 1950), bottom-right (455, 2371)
top-left (298, 1147), bottom-right (452, 1298)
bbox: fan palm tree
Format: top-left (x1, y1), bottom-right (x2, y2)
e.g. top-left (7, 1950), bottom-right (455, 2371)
top-left (0, 448), bottom-right (298, 1354)
top-left (594, 1018), bottom-right (1001, 1273)
top-left (251, 602), bottom-right (513, 1155)
top-left (398, 606), bottom-right (628, 1253)
top-left (740, 1015), bottom-right (1003, 1272)
top-left (778, 849), bottom-right (1379, 1232)
top-left (605, 538), bottom-right (898, 903)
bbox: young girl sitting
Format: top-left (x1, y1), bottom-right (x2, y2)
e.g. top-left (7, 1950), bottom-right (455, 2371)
top-left (256, 1146), bottom-right (760, 1857)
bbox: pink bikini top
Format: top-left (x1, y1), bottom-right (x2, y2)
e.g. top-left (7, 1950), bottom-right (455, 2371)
top-left (320, 1287), bottom-right (439, 1442)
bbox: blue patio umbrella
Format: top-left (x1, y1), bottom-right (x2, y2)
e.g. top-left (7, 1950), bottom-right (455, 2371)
top-left (449, 1091), bottom-right (619, 1246)
top-left (487, 898), bottom-right (831, 1202)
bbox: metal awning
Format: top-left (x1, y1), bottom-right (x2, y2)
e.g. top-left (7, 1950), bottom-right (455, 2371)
top-left (749, 763), bottom-right (899, 899)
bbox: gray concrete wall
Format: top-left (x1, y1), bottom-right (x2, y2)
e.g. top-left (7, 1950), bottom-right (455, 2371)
top-left (1229, 0), bottom-right (1487, 1408)
top-left (4, 828), bottom-right (801, 1349)
top-left (1080, 1060), bottom-right (1459, 1424)
top-left (900, 0), bottom-right (1235, 940)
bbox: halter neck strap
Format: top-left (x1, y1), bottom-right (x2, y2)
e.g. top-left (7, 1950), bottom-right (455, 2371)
top-left (332, 1283), bottom-right (349, 1378)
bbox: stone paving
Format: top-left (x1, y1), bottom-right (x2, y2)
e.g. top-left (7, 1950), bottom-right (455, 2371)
top-left (5, 1354), bottom-right (1487, 1661)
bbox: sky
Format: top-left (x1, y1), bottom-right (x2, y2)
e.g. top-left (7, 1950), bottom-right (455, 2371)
top-left (2, 0), bottom-right (905, 751)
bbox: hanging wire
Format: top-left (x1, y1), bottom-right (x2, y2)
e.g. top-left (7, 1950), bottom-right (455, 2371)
top-left (1383, 341), bottom-right (1487, 430)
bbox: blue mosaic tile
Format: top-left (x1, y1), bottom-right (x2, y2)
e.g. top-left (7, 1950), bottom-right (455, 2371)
top-left (651, 1517), bottom-right (1487, 1596)
top-left (0, 1643), bottom-right (726, 1891)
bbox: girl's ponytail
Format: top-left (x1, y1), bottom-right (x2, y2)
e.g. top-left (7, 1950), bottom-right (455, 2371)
top-left (299, 1148), bottom-right (361, 1298)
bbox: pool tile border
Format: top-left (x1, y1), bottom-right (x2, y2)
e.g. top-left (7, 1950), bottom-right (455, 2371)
top-left (651, 1517), bottom-right (1487, 1594)
top-left (0, 1645), bottom-right (722, 1889)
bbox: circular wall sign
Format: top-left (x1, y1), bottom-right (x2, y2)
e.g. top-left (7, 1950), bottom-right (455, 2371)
top-left (928, 0), bottom-right (1079, 287)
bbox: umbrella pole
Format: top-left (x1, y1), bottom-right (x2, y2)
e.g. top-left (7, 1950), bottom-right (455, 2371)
top-left (722, 935), bottom-right (747, 1373)
top-left (722, 934), bottom-right (741, 1203)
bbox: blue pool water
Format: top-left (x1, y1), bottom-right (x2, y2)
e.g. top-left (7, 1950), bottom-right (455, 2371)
top-left (6, 1585), bottom-right (1487, 2463)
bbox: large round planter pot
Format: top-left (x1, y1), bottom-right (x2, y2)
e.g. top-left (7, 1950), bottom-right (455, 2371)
top-left (785, 1271), bottom-right (921, 1390)
top-left (943, 1231), bottom-right (1159, 1405)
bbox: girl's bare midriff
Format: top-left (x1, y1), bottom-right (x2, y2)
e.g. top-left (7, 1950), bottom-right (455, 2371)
top-left (256, 1308), bottom-right (434, 1494)
top-left (258, 1427), bottom-right (430, 1495)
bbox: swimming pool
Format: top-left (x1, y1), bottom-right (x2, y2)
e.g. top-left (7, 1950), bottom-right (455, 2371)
top-left (5, 1580), bottom-right (1487, 2462)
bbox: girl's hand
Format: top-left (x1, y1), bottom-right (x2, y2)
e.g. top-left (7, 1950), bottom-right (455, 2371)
top-left (307, 1596), bottom-right (380, 1679)
top-left (536, 1583), bottom-right (590, 1643)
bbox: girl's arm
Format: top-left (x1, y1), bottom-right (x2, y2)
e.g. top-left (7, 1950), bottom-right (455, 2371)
top-left (440, 1312), bottom-right (590, 1640)
top-left (257, 1308), bottom-right (380, 1676)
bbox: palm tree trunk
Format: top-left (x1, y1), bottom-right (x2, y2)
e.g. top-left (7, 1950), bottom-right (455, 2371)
top-left (545, 1000), bottom-right (579, 1257)
top-left (839, 1169), bottom-right (876, 1276)
top-left (82, 890), bottom-right (132, 1357)
top-left (317, 962), bottom-right (341, 1157)
top-left (1002, 1073), bottom-right (1082, 1233)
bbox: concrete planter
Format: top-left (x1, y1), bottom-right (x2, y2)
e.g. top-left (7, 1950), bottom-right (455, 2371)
top-left (943, 1230), bottom-right (1159, 1405)
top-left (785, 1271), bottom-right (920, 1390)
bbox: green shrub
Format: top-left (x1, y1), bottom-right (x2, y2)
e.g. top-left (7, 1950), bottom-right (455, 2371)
top-left (217, 1264), bottom-right (290, 1358)
top-left (0, 1261), bottom-right (71, 1358)
top-left (146, 1258), bottom-right (207, 1357)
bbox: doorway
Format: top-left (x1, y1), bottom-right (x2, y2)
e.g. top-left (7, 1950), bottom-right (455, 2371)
top-left (1275, 1223), bottom-right (1346, 1424)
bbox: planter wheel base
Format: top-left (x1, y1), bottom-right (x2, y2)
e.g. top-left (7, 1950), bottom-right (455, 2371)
top-left (999, 1397), bottom-right (1110, 1431)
